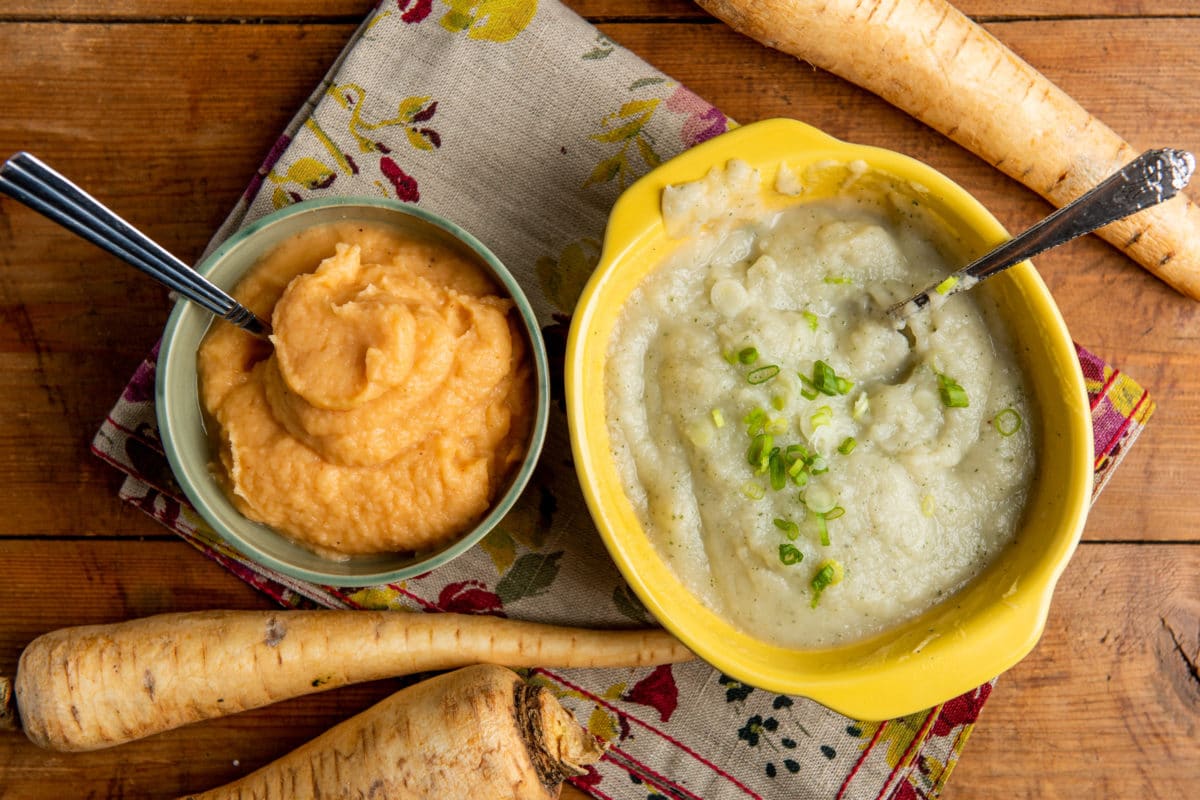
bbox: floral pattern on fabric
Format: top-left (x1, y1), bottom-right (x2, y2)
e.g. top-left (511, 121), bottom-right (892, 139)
top-left (92, 3), bottom-right (1153, 799)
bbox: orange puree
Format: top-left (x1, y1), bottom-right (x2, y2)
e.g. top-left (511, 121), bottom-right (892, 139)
top-left (197, 221), bottom-right (533, 557)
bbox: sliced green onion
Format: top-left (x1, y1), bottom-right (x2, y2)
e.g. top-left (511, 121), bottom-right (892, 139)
top-left (786, 443), bottom-right (812, 460)
top-left (722, 349), bottom-right (739, 365)
top-left (838, 437), bottom-right (857, 455)
top-left (769, 451), bottom-right (787, 491)
top-left (792, 469), bottom-right (810, 488)
top-left (774, 518), bottom-right (800, 540)
top-left (921, 494), bottom-right (936, 517)
top-left (823, 275), bottom-right (853, 285)
top-left (810, 455), bottom-right (829, 475)
top-left (770, 394), bottom-right (787, 411)
top-left (852, 393), bottom-right (869, 420)
top-left (747, 364), bottom-right (780, 385)
top-left (936, 373), bottom-right (970, 408)
top-left (747, 434), bottom-right (774, 471)
top-left (787, 458), bottom-right (807, 478)
top-left (935, 276), bottom-right (959, 295)
top-left (803, 311), bottom-right (819, 331)
top-left (810, 559), bottom-right (844, 607)
top-left (824, 506), bottom-right (845, 521)
top-left (737, 347), bottom-right (759, 365)
top-left (711, 408), bottom-right (725, 428)
top-left (993, 407), bottom-right (1023, 437)
top-left (814, 513), bottom-right (830, 547)
top-left (766, 417), bottom-right (789, 435)
top-left (798, 374), bottom-right (819, 401)
top-left (810, 361), bottom-right (854, 396)
top-left (779, 543), bottom-right (804, 566)
top-left (744, 407), bottom-right (768, 435)
top-left (810, 405), bottom-right (833, 429)
top-left (741, 481), bottom-right (765, 500)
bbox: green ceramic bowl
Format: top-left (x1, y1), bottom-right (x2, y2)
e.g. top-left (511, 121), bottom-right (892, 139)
top-left (157, 197), bottom-right (549, 587)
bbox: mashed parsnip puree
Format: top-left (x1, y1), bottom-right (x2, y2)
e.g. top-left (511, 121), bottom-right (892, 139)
top-left (199, 221), bottom-right (533, 558)
top-left (606, 161), bottom-right (1036, 648)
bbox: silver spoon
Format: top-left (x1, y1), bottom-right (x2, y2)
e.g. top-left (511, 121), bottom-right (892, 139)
top-left (0, 152), bottom-right (271, 339)
top-left (888, 148), bottom-right (1195, 323)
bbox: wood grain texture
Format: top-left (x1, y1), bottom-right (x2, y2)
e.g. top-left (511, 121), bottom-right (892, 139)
top-left (0, 3), bottom-right (1196, 799)
top-left (0, 542), bottom-right (1193, 797)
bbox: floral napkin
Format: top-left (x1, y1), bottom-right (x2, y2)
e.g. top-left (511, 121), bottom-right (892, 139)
top-left (92, 2), bottom-right (1155, 799)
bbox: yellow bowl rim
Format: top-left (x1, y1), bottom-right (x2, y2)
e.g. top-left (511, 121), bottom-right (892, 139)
top-left (565, 118), bottom-right (1093, 719)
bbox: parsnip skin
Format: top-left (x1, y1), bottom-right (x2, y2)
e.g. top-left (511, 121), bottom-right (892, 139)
top-left (11, 610), bottom-right (693, 753)
top-left (697, 0), bottom-right (1200, 299)
top-left (178, 664), bottom-right (606, 800)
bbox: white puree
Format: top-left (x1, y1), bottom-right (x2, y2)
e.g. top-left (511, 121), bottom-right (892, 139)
top-left (606, 161), bottom-right (1036, 648)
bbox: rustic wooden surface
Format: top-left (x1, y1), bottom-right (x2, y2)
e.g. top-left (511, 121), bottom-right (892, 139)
top-left (0, 1), bottom-right (1196, 797)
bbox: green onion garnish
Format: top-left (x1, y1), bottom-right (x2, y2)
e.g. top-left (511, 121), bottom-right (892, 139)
top-left (810, 406), bottom-right (833, 429)
top-left (722, 350), bottom-right (739, 365)
top-left (921, 494), bottom-right (936, 517)
top-left (747, 365), bottom-right (780, 385)
top-left (711, 408), bottom-right (725, 428)
top-left (814, 513), bottom-right (830, 546)
top-left (838, 437), bottom-right (857, 455)
top-left (741, 481), bottom-right (765, 500)
top-left (746, 434), bottom-right (773, 471)
top-left (770, 394), bottom-right (787, 411)
top-left (810, 559), bottom-right (844, 607)
top-left (993, 407), bottom-right (1023, 436)
top-left (766, 417), bottom-right (788, 435)
top-left (824, 506), bottom-right (845, 521)
top-left (810, 455), bottom-right (829, 475)
top-left (824, 276), bottom-right (853, 285)
top-left (744, 407), bottom-right (767, 435)
top-left (935, 276), bottom-right (959, 295)
top-left (852, 393), bottom-right (869, 420)
top-left (779, 543), bottom-right (804, 566)
top-left (809, 361), bottom-right (854, 396)
top-left (803, 311), bottom-right (819, 331)
top-left (774, 518), bottom-right (800, 540)
top-left (936, 373), bottom-right (970, 408)
top-left (737, 347), bottom-right (759, 365)
top-left (769, 451), bottom-right (787, 491)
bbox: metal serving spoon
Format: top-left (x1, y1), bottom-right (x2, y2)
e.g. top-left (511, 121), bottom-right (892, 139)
top-left (0, 152), bottom-right (272, 339)
top-left (888, 148), bottom-right (1195, 323)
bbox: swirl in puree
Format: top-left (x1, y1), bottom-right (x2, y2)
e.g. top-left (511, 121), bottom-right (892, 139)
top-left (198, 221), bottom-right (533, 557)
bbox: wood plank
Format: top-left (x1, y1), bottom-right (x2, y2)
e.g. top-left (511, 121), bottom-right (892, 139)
top-left (0, 16), bottom-right (1195, 542)
top-left (0, 539), bottom-right (1194, 797)
top-left (1, 1), bottom-right (1197, 22)
top-left (942, 543), bottom-right (1200, 799)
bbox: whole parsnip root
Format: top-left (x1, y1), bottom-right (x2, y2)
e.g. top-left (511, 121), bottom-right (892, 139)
top-left (7, 610), bottom-right (693, 753)
top-left (696, 0), bottom-right (1200, 299)
top-left (178, 664), bottom-right (606, 800)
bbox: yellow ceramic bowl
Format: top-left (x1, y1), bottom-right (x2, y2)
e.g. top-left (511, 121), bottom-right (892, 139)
top-left (565, 118), bottom-right (1092, 720)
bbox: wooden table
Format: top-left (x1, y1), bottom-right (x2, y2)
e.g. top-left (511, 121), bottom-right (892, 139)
top-left (0, 1), bottom-right (1196, 797)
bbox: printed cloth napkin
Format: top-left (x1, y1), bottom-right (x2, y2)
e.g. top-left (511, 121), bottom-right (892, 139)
top-left (92, 3), bottom-right (1156, 799)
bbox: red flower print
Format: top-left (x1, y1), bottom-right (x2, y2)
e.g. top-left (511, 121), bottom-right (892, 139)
top-left (436, 580), bottom-right (505, 615)
top-left (380, 157), bottom-right (420, 202)
top-left (665, 85), bottom-right (729, 147)
top-left (621, 664), bottom-right (679, 722)
top-left (398, 0), bottom-right (433, 24)
top-left (932, 682), bottom-right (993, 737)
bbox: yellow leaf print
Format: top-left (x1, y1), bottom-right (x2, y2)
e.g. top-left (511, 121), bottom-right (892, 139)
top-left (479, 527), bottom-right (518, 574)
top-left (587, 706), bottom-right (620, 741)
top-left (440, 0), bottom-right (537, 43)
top-left (536, 237), bottom-right (602, 312)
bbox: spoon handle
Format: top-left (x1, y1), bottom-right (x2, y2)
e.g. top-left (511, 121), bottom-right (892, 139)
top-left (0, 152), bottom-right (270, 338)
top-left (889, 148), bottom-right (1195, 321)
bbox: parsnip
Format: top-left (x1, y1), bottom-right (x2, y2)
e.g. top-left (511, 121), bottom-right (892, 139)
top-left (696, 0), bottom-right (1200, 299)
top-left (178, 664), bottom-right (605, 800)
top-left (6, 610), bottom-right (692, 752)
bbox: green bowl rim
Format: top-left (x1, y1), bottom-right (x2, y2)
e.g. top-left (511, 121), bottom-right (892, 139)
top-left (156, 196), bottom-right (550, 587)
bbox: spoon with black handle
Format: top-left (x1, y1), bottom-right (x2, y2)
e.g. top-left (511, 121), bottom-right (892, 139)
top-left (0, 151), bottom-right (272, 339)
